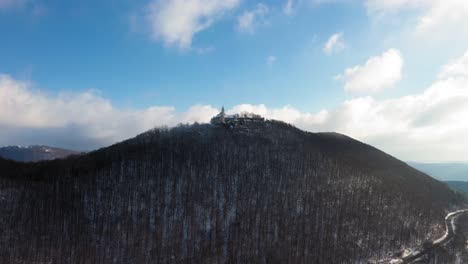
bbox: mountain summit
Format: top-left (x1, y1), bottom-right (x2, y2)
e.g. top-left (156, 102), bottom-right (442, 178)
top-left (0, 121), bottom-right (464, 263)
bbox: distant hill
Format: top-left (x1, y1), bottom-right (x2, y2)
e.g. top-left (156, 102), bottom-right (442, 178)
top-left (407, 162), bottom-right (468, 182)
top-left (0, 145), bottom-right (81, 162)
top-left (445, 181), bottom-right (468, 194)
top-left (0, 121), bottom-right (464, 263)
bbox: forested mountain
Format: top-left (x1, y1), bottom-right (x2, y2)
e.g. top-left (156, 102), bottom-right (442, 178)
top-left (0, 145), bottom-right (81, 162)
top-left (0, 121), bottom-right (464, 264)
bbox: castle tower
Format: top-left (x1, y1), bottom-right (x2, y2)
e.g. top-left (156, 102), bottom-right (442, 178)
top-left (220, 106), bottom-right (226, 123)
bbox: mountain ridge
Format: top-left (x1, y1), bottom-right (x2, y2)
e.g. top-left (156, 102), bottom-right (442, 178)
top-left (0, 145), bottom-right (81, 162)
top-left (0, 120), bottom-right (464, 263)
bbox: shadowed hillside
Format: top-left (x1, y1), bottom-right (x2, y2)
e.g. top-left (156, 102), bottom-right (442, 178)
top-left (0, 121), bottom-right (464, 264)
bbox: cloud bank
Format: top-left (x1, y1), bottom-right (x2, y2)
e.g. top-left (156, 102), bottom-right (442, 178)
top-left (0, 75), bottom-right (218, 150)
top-left (1, 51), bottom-right (468, 161)
top-left (366, 0), bottom-right (468, 32)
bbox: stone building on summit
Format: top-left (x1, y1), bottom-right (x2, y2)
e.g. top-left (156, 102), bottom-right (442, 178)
top-left (210, 107), bottom-right (265, 125)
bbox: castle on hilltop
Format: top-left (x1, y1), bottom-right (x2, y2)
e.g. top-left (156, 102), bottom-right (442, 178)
top-left (210, 107), bottom-right (265, 125)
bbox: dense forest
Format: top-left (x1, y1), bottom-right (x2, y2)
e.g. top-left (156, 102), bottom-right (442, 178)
top-left (0, 120), bottom-right (464, 263)
top-left (411, 213), bottom-right (468, 263)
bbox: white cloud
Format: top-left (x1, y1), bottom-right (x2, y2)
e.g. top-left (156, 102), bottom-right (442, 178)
top-left (336, 48), bottom-right (404, 93)
top-left (237, 3), bottom-right (269, 33)
top-left (417, 0), bottom-right (468, 32)
top-left (266, 55), bottom-right (277, 66)
top-left (365, 0), bottom-right (468, 32)
top-left (438, 51), bottom-right (468, 79)
top-left (1, 51), bottom-right (468, 161)
top-left (324, 52), bottom-right (468, 162)
top-left (146, 0), bottom-right (240, 49)
top-left (323, 32), bottom-right (346, 55)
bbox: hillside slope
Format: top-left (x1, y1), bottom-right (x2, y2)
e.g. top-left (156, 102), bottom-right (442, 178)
top-left (0, 145), bottom-right (81, 162)
top-left (0, 121), bottom-right (464, 264)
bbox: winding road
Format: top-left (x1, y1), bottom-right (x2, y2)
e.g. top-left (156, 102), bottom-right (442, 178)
top-left (390, 209), bottom-right (468, 264)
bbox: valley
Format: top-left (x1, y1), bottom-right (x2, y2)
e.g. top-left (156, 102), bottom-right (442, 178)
top-left (391, 209), bottom-right (468, 263)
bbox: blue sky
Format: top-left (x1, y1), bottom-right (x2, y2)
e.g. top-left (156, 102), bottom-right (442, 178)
top-left (1, 0), bottom-right (468, 162)
top-left (1, 0), bottom-right (368, 111)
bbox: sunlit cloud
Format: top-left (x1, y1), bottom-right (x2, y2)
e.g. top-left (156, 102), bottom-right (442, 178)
top-left (146, 0), bottom-right (240, 49)
top-left (335, 49), bottom-right (404, 93)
